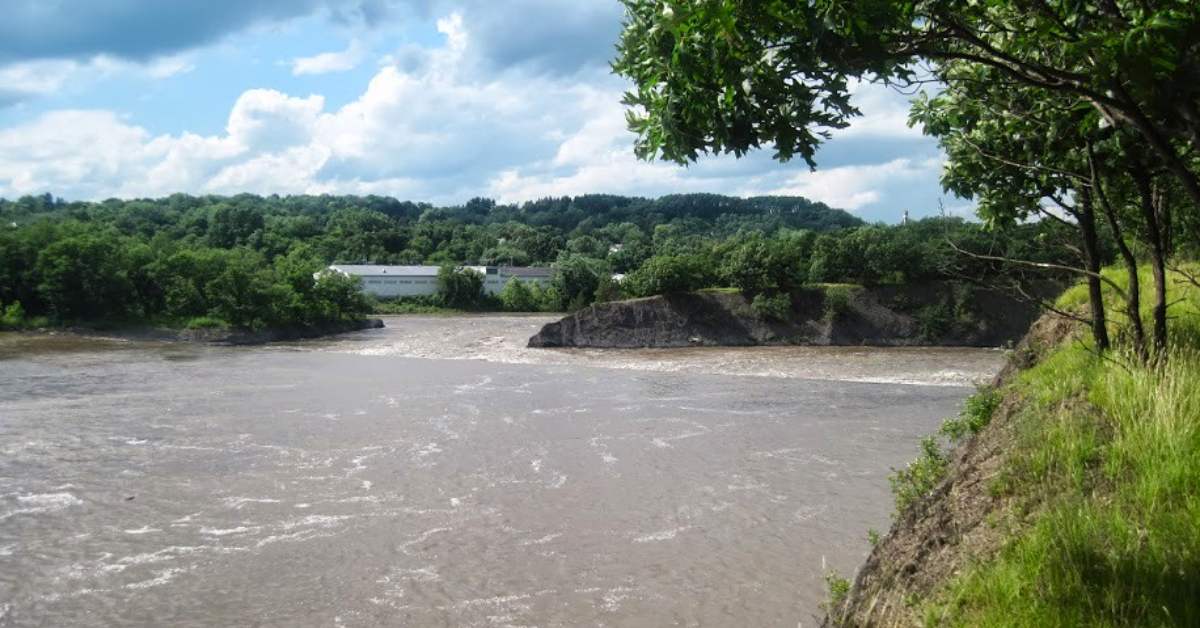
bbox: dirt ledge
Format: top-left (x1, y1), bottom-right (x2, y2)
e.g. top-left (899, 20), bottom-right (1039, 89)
top-left (825, 311), bottom-right (1080, 627)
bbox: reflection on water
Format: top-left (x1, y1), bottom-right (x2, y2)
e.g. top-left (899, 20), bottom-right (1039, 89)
top-left (0, 317), bottom-right (1003, 626)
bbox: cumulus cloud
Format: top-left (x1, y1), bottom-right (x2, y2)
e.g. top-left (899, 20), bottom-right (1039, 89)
top-left (0, 7), bottom-right (951, 222)
top-left (0, 54), bottom-right (194, 106)
top-left (292, 40), bottom-right (366, 75)
top-left (754, 157), bottom-right (945, 211)
top-left (0, 0), bottom-right (384, 63)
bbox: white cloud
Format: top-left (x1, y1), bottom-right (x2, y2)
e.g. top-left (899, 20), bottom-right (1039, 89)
top-left (291, 40), bottom-right (365, 75)
top-left (0, 54), bottom-right (195, 106)
top-left (227, 89), bottom-right (324, 150)
top-left (756, 157), bottom-right (944, 211)
top-left (0, 9), bottom-right (951, 222)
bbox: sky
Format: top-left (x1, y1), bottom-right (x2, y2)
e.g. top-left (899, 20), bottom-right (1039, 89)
top-left (0, 0), bottom-right (963, 223)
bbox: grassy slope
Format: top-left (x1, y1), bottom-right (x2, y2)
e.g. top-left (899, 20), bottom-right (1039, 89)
top-left (918, 266), bottom-right (1200, 626)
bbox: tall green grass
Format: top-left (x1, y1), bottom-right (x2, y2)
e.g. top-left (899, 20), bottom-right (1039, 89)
top-left (918, 265), bottom-right (1200, 626)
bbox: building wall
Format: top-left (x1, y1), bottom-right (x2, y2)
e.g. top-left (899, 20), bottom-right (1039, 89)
top-left (352, 271), bottom-right (551, 298)
top-left (359, 276), bottom-right (440, 298)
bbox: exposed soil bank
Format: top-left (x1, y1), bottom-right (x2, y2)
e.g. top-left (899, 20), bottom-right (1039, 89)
top-left (825, 312), bottom-right (1079, 627)
top-left (528, 282), bottom-right (1059, 348)
top-left (40, 318), bottom-right (385, 345)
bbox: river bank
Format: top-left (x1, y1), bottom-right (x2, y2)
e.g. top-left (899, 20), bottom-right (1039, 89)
top-left (528, 282), bottom-right (1059, 349)
top-left (826, 268), bottom-right (1200, 626)
top-left (3, 318), bottom-right (384, 346)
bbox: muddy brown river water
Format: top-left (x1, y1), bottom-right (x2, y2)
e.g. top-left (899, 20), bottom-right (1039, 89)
top-left (0, 315), bottom-right (1004, 627)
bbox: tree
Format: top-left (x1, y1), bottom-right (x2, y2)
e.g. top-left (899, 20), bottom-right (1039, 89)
top-left (436, 265), bottom-right (484, 309)
top-left (624, 253), bottom-right (713, 297)
top-left (35, 233), bottom-right (135, 320)
top-left (614, 1), bottom-right (1200, 208)
top-left (499, 277), bottom-right (537, 312)
top-left (551, 254), bottom-right (609, 310)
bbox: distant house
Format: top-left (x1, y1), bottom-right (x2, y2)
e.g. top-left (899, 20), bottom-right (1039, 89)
top-left (319, 264), bottom-right (553, 298)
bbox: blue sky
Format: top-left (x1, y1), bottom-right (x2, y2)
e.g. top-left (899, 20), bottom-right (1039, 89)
top-left (0, 0), bottom-right (962, 222)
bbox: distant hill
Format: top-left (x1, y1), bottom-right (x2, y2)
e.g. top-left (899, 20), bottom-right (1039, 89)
top-left (0, 192), bottom-right (862, 237)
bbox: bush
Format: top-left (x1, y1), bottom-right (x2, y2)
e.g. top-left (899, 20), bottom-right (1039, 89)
top-left (825, 570), bottom-right (852, 609)
top-left (889, 436), bottom-right (949, 514)
top-left (940, 388), bottom-right (1002, 441)
top-left (185, 316), bottom-right (227, 330)
top-left (823, 285), bottom-right (857, 319)
top-left (499, 277), bottom-right (537, 312)
top-left (751, 293), bottom-right (792, 322)
top-left (1, 300), bottom-right (26, 329)
top-left (593, 275), bottom-right (623, 303)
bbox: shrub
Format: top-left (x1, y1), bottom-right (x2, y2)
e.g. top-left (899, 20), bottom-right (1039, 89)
top-left (185, 315), bottom-right (227, 329)
top-left (940, 387), bottom-right (1002, 441)
top-left (825, 570), bottom-right (852, 609)
top-left (1, 300), bottom-right (26, 329)
top-left (823, 285), bottom-right (856, 319)
top-left (751, 292), bottom-right (792, 322)
top-left (593, 275), bottom-right (623, 303)
top-left (889, 436), bottom-right (949, 514)
top-left (499, 277), bottom-right (536, 312)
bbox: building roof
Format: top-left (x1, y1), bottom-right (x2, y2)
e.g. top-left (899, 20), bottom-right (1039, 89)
top-left (327, 265), bottom-right (440, 276)
top-left (499, 266), bottom-right (553, 278)
top-left (326, 264), bottom-right (553, 277)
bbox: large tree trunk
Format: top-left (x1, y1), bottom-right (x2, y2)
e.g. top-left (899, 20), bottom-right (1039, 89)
top-left (1077, 187), bottom-right (1110, 351)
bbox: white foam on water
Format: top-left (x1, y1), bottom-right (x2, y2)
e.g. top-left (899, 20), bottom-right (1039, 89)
top-left (1, 492), bottom-right (84, 520)
top-left (520, 533), bottom-right (561, 546)
top-left (280, 514), bottom-right (346, 530)
top-left (454, 375), bottom-right (493, 394)
top-left (123, 526), bottom-right (161, 535)
top-left (222, 497), bottom-right (282, 509)
top-left (336, 495), bottom-right (380, 504)
top-left (200, 525), bottom-right (262, 537)
top-left (125, 567), bottom-right (191, 590)
top-left (548, 473), bottom-right (567, 489)
top-left (397, 527), bottom-right (452, 554)
top-left (633, 525), bottom-right (692, 543)
top-left (17, 492), bottom-right (83, 508)
top-left (793, 504), bottom-right (830, 522)
top-left (254, 528), bottom-right (337, 548)
top-left (115, 545), bottom-right (206, 567)
top-left (601, 585), bottom-right (638, 612)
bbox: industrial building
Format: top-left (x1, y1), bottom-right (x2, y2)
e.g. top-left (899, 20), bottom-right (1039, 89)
top-left (320, 265), bottom-right (553, 298)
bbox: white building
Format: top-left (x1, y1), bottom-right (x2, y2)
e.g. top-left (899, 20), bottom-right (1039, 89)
top-left (320, 264), bottom-right (553, 298)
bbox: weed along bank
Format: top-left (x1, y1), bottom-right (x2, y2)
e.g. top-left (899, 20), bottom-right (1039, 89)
top-left (318, 265), bottom-right (553, 299)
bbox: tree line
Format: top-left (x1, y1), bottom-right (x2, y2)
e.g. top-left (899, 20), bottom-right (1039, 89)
top-left (1, 191), bottom-right (1078, 327)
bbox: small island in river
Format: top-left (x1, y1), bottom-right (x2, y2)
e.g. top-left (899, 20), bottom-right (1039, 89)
top-left (528, 282), bottom-right (1059, 349)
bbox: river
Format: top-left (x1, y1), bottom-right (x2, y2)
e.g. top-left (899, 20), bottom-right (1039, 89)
top-left (0, 315), bottom-right (1003, 627)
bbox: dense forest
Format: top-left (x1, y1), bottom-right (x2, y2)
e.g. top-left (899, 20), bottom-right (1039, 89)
top-left (1, 191), bottom-right (1078, 329)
